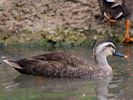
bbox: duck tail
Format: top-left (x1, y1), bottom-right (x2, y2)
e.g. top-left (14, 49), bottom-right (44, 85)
top-left (3, 59), bottom-right (22, 69)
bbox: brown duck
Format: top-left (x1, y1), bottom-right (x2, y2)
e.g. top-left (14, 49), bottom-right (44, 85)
top-left (3, 42), bottom-right (126, 79)
top-left (98, 0), bottom-right (133, 43)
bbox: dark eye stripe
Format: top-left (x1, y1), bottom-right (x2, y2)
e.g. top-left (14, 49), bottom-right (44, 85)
top-left (106, 44), bottom-right (115, 49)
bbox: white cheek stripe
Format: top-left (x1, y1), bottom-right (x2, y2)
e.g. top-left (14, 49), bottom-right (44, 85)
top-left (106, 0), bottom-right (115, 2)
top-left (104, 12), bottom-right (110, 19)
top-left (115, 12), bottom-right (123, 19)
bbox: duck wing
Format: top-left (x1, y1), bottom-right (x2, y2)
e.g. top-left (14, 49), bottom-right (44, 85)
top-left (3, 52), bottom-right (91, 78)
top-left (32, 51), bottom-right (87, 68)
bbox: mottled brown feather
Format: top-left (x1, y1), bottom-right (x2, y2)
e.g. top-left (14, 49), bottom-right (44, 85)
top-left (4, 51), bottom-right (104, 79)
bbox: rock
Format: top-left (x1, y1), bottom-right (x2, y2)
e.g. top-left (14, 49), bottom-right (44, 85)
top-left (0, 0), bottom-right (108, 32)
top-left (0, 0), bottom-right (125, 43)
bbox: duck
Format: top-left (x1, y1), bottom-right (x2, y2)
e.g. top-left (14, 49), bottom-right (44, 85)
top-left (3, 41), bottom-right (126, 79)
top-left (98, 0), bottom-right (133, 43)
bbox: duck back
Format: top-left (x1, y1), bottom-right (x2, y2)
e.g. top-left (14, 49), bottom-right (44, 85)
top-left (4, 52), bottom-right (95, 78)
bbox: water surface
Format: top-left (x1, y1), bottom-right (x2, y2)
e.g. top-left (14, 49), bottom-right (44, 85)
top-left (0, 45), bottom-right (133, 100)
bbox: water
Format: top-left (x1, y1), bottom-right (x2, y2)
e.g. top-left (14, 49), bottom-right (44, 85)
top-left (0, 45), bottom-right (133, 100)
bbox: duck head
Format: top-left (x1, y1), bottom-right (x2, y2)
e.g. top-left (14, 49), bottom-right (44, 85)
top-left (102, 0), bottom-right (124, 23)
top-left (93, 41), bottom-right (126, 66)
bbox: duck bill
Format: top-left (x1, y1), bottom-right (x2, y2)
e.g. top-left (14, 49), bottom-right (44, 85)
top-left (113, 52), bottom-right (127, 58)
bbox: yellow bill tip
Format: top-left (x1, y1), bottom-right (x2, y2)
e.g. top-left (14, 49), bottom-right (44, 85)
top-left (124, 55), bottom-right (128, 58)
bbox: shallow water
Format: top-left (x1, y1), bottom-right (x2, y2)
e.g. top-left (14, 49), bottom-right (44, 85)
top-left (0, 45), bottom-right (133, 100)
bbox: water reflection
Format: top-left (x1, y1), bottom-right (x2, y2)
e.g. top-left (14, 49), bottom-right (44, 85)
top-left (95, 76), bottom-right (113, 100)
top-left (5, 74), bottom-right (114, 100)
top-left (12, 75), bottom-right (90, 92)
top-left (121, 45), bottom-right (133, 76)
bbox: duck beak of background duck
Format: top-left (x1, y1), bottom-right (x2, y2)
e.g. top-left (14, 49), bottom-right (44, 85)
top-left (113, 52), bottom-right (128, 58)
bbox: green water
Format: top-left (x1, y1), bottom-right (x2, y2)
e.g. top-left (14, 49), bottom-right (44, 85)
top-left (0, 45), bottom-right (133, 100)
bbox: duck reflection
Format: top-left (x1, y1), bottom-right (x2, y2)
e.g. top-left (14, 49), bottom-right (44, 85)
top-left (4, 75), bottom-right (114, 100)
top-left (12, 75), bottom-right (91, 92)
top-left (95, 76), bottom-right (113, 100)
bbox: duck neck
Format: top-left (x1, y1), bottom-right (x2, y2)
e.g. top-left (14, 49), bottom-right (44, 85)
top-left (93, 54), bottom-right (113, 76)
top-left (94, 54), bottom-right (110, 69)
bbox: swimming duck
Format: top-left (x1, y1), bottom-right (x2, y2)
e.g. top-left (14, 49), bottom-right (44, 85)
top-left (98, 0), bottom-right (133, 43)
top-left (3, 42), bottom-right (126, 79)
